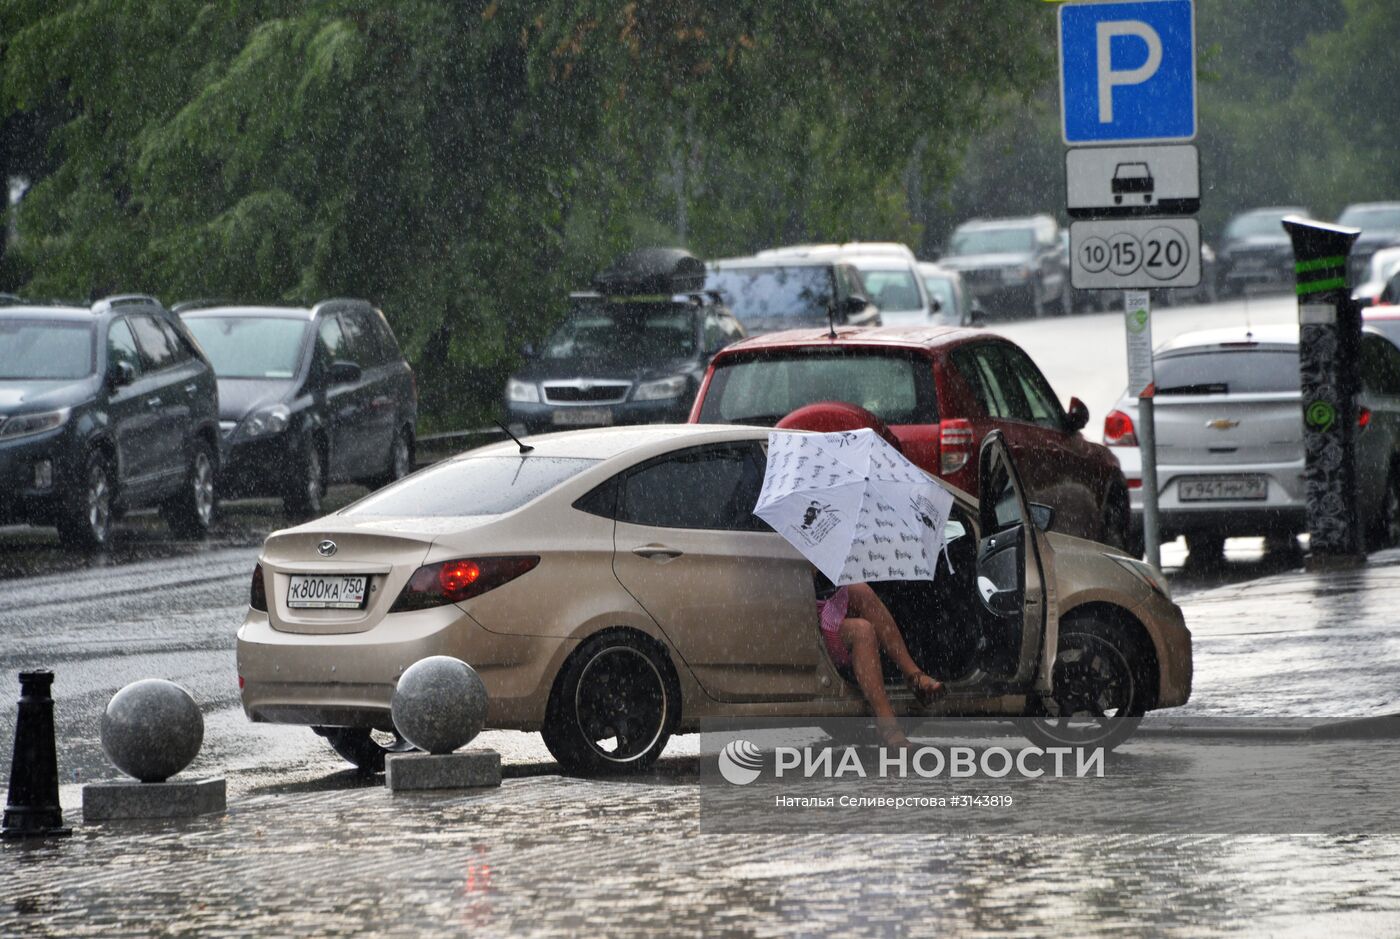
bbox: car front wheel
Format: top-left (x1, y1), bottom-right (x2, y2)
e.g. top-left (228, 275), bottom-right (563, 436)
top-left (1019, 616), bottom-right (1154, 752)
top-left (283, 435), bottom-right (324, 518)
top-left (163, 442), bottom-right (216, 538)
top-left (375, 427), bottom-right (413, 489)
top-left (541, 631), bottom-right (679, 775)
top-left (57, 452), bottom-right (113, 550)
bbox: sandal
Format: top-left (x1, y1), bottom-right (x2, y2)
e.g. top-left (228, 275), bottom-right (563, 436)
top-left (907, 672), bottom-right (946, 707)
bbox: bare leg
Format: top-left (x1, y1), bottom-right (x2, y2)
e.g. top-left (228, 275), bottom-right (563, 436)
top-left (839, 618), bottom-right (895, 720)
top-left (845, 583), bottom-right (921, 682)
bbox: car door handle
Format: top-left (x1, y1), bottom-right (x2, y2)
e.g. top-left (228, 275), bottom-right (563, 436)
top-left (632, 545), bottom-right (683, 560)
top-left (184, 383), bottom-right (197, 393)
top-left (146, 396), bottom-right (162, 407)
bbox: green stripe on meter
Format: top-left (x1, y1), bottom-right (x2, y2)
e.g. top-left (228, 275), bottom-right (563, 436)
top-left (1295, 256), bottom-right (1347, 274)
top-left (1296, 276), bottom-right (1348, 296)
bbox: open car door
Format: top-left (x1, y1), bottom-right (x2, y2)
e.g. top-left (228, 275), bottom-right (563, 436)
top-left (975, 430), bottom-right (1056, 690)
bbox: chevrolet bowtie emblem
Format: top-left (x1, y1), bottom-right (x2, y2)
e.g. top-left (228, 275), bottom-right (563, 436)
top-left (1206, 419), bottom-right (1240, 430)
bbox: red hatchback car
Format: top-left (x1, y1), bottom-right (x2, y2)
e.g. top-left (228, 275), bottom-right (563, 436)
top-left (689, 326), bottom-right (1130, 547)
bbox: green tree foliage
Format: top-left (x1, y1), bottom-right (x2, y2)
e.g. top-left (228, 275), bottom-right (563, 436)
top-left (1, 1), bottom-right (1046, 425)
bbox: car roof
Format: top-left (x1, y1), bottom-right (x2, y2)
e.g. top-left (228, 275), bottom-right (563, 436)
top-left (916, 262), bottom-right (957, 278)
top-left (0, 304), bottom-right (92, 322)
top-left (716, 324), bottom-right (981, 354)
top-left (1342, 202), bottom-right (1400, 213)
top-left (709, 256), bottom-right (835, 270)
top-left (462, 424), bottom-right (771, 462)
top-left (1158, 325), bottom-right (1300, 354)
top-left (1232, 206), bottom-right (1308, 218)
top-left (756, 242), bottom-right (916, 262)
top-left (179, 305), bottom-right (315, 320)
top-left (955, 215), bottom-right (1051, 230)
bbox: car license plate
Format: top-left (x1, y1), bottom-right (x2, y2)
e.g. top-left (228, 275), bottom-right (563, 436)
top-left (1178, 476), bottom-right (1268, 502)
top-left (553, 408), bottom-right (613, 426)
top-left (287, 574), bottom-right (368, 609)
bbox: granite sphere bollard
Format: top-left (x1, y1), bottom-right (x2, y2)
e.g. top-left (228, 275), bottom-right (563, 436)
top-left (390, 656), bottom-right (489, 754)
top-left (99, 679), bottom-right (203, 783)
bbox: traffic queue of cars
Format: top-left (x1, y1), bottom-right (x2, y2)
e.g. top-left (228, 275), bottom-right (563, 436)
top-left (0, 294), bottom-right (417, 547)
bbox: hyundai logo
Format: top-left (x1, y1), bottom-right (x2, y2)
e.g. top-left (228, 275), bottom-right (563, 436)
top-left (317, 540), bottom-right (338, 557)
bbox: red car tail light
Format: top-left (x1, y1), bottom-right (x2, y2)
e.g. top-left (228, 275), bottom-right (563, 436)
top-left (1103, 409), bottom-right (1138, 447)
top-left (1359, 406), bottom-right (1372, 430)
top-left (1127, 477), bottom-right (1143, 490)
top-left (250, 563), bottom-right (267, 611)
top-left (389, 556), bottom-right (540, 613)
top-left (938, 419), bottom-right (974, 474)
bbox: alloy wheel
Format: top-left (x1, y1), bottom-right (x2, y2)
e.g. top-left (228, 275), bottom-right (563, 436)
top-left (573, 645), bottom-right (669, 764)
top-left (87, 462), bottom-right (111, 544)
top-left (192, 451), bottom-right (215, 527)
top-left (391, 433), bottom-right (411, 480)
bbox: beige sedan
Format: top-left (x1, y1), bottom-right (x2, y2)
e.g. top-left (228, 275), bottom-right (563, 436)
top-left (237, 424), bottom-right (1191, 773)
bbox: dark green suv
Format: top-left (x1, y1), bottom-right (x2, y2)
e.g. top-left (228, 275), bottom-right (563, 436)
top-left (0, 295), bottom-right (221, 548)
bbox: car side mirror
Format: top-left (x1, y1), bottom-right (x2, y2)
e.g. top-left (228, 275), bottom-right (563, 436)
top-left (1029, 503), bottom-right (1055, 532)
top-left (1065, 396), bottom-right (1090, 433)
top-left (843, 295), bottom-right (870, 317)
top-left (329, 360), bottom-right (362, 385)
top-left (107, 359), bottom-right (136, 390)
top-left (521, 341), bottom-right (536, 359)
top-left (969, 304), bottom-right (988, 328)
top-left (930, 297), bottom-right (943, 314)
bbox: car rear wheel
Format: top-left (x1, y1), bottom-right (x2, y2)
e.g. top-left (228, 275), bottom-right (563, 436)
top-left (283, 436), bottom-right (324, 518)
top-left (1102, 488), bottom-right (1130, 551)
top-left (1368, 464), bottom-right (1400, 551)
top-left (316, 726), bottom-right (416, 773)
top-left (541, 631), bottom-right (678, 775)
top-left (375, 428), bottom-right (413, 489)
top-left (1019, 616), bottom-right (1153, 752)
top-left (163, 442), bottom-right (216, 538)
top-left (57, 452), bottom-right (113, 550)
top-left (1185, 533), bottom-right (1226, 568)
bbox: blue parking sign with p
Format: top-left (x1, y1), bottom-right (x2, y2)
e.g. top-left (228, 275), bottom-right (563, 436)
top-left (1059, 0), bottom-right (1195, 145)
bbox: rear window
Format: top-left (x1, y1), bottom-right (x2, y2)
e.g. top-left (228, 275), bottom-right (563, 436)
top-left (697, 348), bottom-right (936, 426)
top-left (857, 268), bottom-right (922, 313)
top-left (1154, 349), bottom-right (1299, 395)
top-left (342, 456), bottom-right (599, 517)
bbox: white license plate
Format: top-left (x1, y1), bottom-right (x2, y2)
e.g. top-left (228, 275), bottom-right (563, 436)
top-left (553, 408), bottom-right (613, 426)
top-left (1178, 476), bottom-right (1268, 502)
top-left (287, 574), bottom-right (368, 609)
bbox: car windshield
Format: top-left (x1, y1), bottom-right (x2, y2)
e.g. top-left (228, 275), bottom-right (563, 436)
top-left (1226, 213), bottom-right (1294, 239)
top-left (697, 348), bottom-right (935, 425)
top-left (704, 265), bottom-right (833, 322)
top-left (948, 228), bottom-right (1034, 256)
top-left (0, 319), bottom-right (94, 380)
top-left (920, 275), bottom-right (958, 315)
top-left (1338, 207), bottom-right (1400, 231)
top-left (343, 456), bottom-right (600, 517)
top-left (856, 269), bottom-right (922, 313)
top-left (184, 316), bottom-right (309, 379)
top-left (543, 303), bottom-right (695, 360)
top-left (1370, 251), bottom-right (1400, 282)
top-left (1155, 348), bottom-right (1299, 395)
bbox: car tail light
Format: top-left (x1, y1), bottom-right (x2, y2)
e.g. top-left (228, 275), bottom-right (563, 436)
top-left (1126, 477), bottom-right (1142, 490)
top-left (939, 419), bottom-right (974, 474)
top-left (250, 563), bottom-right (267, 611)
top-left (1359, 406), bottom-right (1372, 430)
top-left (389, 556), bottom-right (540, 613)
top-left (1104, 409), bottom-right (1138, 447)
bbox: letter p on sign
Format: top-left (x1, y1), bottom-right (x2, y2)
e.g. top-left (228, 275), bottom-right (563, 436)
top-left (1059, 0), bottom-right (1195, 145)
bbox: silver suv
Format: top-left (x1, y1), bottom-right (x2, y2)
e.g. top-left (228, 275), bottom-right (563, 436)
top-left (939, 215), bottom-right (1069, 318)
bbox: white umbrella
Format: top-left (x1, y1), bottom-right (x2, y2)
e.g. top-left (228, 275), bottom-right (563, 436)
top-left (754, 428), bottom-right (955, 586)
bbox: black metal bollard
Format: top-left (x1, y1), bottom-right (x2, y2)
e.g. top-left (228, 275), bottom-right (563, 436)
top-left (2, 671), bottom-right (72, 839)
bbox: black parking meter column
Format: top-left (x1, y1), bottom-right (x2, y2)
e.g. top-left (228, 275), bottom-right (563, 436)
top-left (1283, 218), bottom-right (1362, 564)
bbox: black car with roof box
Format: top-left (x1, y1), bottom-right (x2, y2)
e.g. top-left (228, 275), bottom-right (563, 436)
top-left (178, 299), bottom-right (417, 517)
top-left (0, 294), bottom-right (220, 548)
top-left (505, 249), bottom-right (746, 433)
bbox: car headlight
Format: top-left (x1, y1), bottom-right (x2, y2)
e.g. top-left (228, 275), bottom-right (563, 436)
top-left (506, 379), bottom-right (540, 404)
top-left (0, 407), bottom-right (71, 441)
top-left (240, 404), bottom-right (291, 438)
top-left (633, 376), bottom-right (688, 401)
top-left (1109, 554), bottom-right (1171, 600)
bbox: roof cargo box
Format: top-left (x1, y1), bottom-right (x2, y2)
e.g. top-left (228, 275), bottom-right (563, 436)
top-left (593, 248), bottom-right (706, 296)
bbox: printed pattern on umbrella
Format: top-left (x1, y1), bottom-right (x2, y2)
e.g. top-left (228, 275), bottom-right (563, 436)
top-left (754, 429), bottom-right (955, 586)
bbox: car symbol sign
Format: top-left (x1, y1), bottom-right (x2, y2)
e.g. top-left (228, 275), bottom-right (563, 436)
top-left (317, 540), bottom-right (338, 557)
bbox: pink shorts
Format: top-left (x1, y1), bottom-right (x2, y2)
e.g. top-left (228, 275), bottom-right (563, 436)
top-left (816, 585), bottom-right (852, 668)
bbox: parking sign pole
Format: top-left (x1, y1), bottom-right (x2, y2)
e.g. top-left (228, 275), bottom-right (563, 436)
top-left (1125, 290), bottom-right (1161, 569)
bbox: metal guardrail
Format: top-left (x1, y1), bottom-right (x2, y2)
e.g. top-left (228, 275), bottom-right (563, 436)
top-left (413, 427), bottom-right (509, 468)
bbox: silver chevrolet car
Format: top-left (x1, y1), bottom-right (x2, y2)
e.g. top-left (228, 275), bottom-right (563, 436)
top-left (1104, 325), bottom-right (1400, 562)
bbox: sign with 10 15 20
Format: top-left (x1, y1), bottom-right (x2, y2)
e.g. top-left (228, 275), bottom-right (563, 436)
top-left (1069, 217), bottom-right (1200, 290)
